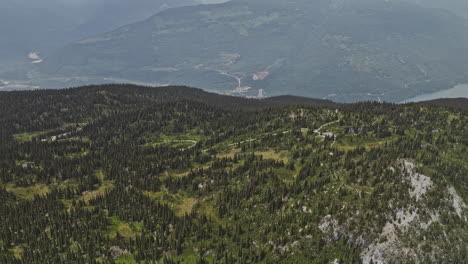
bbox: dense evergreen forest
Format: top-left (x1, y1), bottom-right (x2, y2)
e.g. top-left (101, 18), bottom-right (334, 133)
top-left (0, 85), bottom-right (467, 264)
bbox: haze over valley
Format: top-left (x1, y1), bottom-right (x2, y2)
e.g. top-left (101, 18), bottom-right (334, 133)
top-left (0, 0), bottom-right (467, 102)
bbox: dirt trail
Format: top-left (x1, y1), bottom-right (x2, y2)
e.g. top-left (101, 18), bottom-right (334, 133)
top-left (161, 140), bottom-right (198, 150)
top-left (314, 120), bottom-right (339, 133)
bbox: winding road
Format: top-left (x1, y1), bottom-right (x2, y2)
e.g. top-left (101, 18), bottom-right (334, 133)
top-left (170, 119), bottom-right (341, 152)
top-left (161, 140), bottom-right (198, 151)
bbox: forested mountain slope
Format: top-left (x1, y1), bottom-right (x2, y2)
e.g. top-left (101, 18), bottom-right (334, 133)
top-left (0, 85), bottom-right (467, 263)
top-left (0, 0), bottom-right (225, 67)
top-left (29, 0), bottom-right (468, 102)
top-left (418, 97), bottom-right (468, 110)
top-left (402, 0), bottom-right (468, 19)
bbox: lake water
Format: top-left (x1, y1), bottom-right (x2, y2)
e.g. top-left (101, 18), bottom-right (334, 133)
top-left (403, 83), bottom-right (468, 102)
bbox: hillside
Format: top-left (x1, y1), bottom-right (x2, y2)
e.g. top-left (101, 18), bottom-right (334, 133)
top-left (418, 97), bottom-right (468, 109)
top-left (402, 0), bottom-right (468, 19)
top-left (0, 0), bottom-right (225, 68)
top-left (22, 0), bottom-right (468, 102)
top-left (0, 84), bottom-right (467, 263)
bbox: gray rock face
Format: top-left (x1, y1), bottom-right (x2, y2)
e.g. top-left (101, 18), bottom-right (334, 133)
top-left (109, 246), bottom-right (129, 259)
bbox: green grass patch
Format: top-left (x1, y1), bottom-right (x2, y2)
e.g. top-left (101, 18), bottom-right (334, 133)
top-left (9, 244), bottom-right (24, 259)
top-left (272, 167), bottom-right (296, 182)
top-left (144, 141), bottom-right (194, 149)
top-left (81, 169), bottom-right (113, 203)
top-left (13, 130), bottom-right (53, 143)
top-left (171, 249), bottom-right (204, 263)
top-left (197, 200), bottom-right (226, 226)
top-left (145, 132), bottom-right (203, 142)
top-left (115, 254), bottom-right (137, 264)
top-left (106, 216), bottom-right (140, 239)
top-left (144, 190), bottom-right (198, 216)
top-left (67, 136), bottom-right (91, 143)
top-left (6, 184), bottom-right (50, 200)
top-left (216, 147), bottom-right (242, 159)
top-left (81, 180), bottom-right (113, 203)
top-left (335, 135), bottom-right (397, 151)
top-left (175, 197), bottom-right (198, 217)
top-left (144, 190), bottom-right (171, 202)
top-left (65, 151), bottom-right (90, 159)
top-left (255, 149), bottom-right (289, 163)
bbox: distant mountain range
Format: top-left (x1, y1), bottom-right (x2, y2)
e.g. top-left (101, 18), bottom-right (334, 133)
top-left (404, 0), bottom-right (468, 19)
top-left (0, 0), bottom-right (225, 66)
top-left (3, 0), bottom-right (468, 102)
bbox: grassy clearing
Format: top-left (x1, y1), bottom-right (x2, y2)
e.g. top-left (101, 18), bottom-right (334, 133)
top-left (13, 130), bottom-right (53, 143)
top-left (143, 190), bottom-right (171, 203)
top-left (198, 200), bottom-right (225, 225)
top-left (216, 148), bottom-right (241, 158)
top-left (173, 251), bottom-right (199, 263)
top-left (165, 163), bottom-right (212, 179)
top-left (144, 190), bottom-right (184, 214)
top-left (335, 135), bottom-right (397, 151)
top-left (65, 151), bottom-right (90, 159)
top-left (171, 248), bottom-right (216, 264)
top-left (67, 136), bottom-right (91, 143)
top-left (175, 198), bottom-right (198, 217)
top-left (255, 149), bottom-right (289, 162)
top-left (107, 216), bottom-right (140, 239)
top-left (81, 180), bottom-right (113, 203)
top-left (81, 169), bottom-right (114, 203)
top-left (144, 141), bottom-right (194, 149)
top-left (272, 167), bottom-right (297, 184)
top-left (144, 190), bottom-right (198, 216)
top-left (170, 170), bottom-right (191, 178)
top-left (144, 132), bottom-right (203, 144)
top-left (217, 148), bottom-right (289, 162)
top-left (342, 183), bottom-right (374, 195)
top-left (6, 184), bottom-right (50, 200)
top-left (13, 123), bottom-right (85, 143)
top-left (95, 169), bottom-right (105, 181)
top-left (115, 254), bottom-right (137, 264)
top-left (9, 244), bottom-right (23, 259)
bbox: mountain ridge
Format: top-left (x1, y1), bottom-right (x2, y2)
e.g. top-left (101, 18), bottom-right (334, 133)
top-left (3, 84), bottom-right (466, 111)
top-left (24, 0), bottom-right (468, 102)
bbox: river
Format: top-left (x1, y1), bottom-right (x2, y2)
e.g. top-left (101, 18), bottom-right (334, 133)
top-left (403, 83), bottom-right (468, 102)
